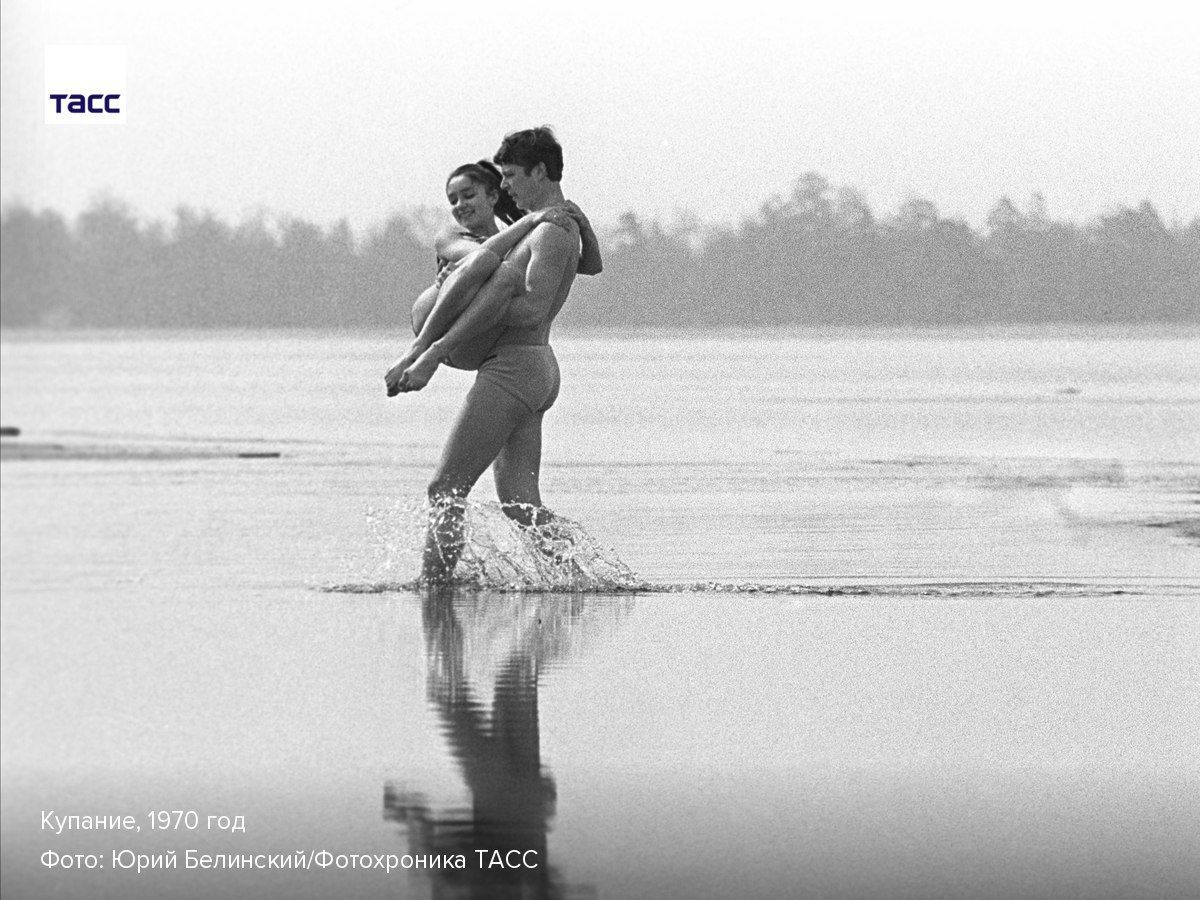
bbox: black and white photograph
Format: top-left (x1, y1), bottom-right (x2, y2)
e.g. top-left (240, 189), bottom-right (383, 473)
top-left (2, 1), bottom-right (1197, 897)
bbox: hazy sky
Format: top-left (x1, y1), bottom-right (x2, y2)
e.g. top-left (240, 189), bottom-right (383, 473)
top-left (2, 0), bottom-right (1198, 235)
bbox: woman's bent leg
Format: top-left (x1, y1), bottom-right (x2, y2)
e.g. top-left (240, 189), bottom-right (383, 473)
top-left (402, 264), bottom-right (526, 391)
top-left (411, 283), bottom-right (440, 335)
top-left (420, 249), bottom-right (503, 342)
top-left (387, 250), bottom-right (504, 394)
top-left (422, 379), bottom-right (535, 584)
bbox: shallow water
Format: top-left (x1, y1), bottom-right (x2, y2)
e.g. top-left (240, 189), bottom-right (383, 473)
top-left (2, 327), bottom-right (1198, 898)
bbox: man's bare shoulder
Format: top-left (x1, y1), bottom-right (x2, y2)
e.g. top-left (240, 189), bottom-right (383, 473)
top-left (527, 220), bottom-right (579, 254)
top-left (508, 220), bottom-right (577, 269)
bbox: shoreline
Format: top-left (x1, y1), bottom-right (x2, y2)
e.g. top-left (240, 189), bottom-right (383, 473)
top-left (0, 438), bottom-right (282, 462)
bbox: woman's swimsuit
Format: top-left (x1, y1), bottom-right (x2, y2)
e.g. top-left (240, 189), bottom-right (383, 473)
top-left (436, 226), bottom-right (487, 275)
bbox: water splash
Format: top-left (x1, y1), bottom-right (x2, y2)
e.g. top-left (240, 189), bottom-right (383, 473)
top-left (362, 496), bottom-right (429, 579)
top-left (455, 503), bottom-right (644, 592)
top-left (331, 498), bottom-right (645, 594)
top-left (323, 500), bottom-right (1168, 597)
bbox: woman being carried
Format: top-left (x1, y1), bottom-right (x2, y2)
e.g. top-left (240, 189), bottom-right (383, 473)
top-left (385, 159), bottom-right (599, 394)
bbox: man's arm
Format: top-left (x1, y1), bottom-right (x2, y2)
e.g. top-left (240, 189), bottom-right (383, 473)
top-left (577, 220), bottom-right (603, 276)
top-left (563, 201), bottom-right (603, 276)
top-left (505, 223), bottom-right (579, 330)
top-left (391, 223), bottom-right (578, 394)
top-left (433, 212), bottom-right (543, 266)
top-left (419, 211), bottom-right (575, 345)
top-left (420, 222), bottom-right (574, 360)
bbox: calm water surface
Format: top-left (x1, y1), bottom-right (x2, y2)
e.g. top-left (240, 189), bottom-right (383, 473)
top-left (2, 328), bottom-right (1198, 898)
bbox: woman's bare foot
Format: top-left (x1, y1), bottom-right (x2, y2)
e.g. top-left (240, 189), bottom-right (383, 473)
top-left (399, 344), bottom-right (443, 392)
top-left (385, 341), bottom-right (427, 395)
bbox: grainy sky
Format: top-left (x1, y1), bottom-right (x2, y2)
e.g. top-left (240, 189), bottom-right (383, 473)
top-left (2, 0), bottom-right (1197, 234)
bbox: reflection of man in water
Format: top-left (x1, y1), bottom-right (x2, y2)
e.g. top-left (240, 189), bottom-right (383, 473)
top-left (384, 590), bottom-right (567, 900)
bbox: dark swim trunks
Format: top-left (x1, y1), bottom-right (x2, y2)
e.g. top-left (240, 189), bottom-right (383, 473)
top-left (474, 344), bottom-right (560, 415)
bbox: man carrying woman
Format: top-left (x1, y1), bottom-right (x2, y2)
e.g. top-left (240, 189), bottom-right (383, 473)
top-left (385, 127), bottom-right (600, 585)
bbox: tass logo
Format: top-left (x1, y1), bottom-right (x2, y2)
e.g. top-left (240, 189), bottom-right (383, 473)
top-left (45, 45), bottom-right (126, 125)
top-left (50, 93), bottom-right (122, 114)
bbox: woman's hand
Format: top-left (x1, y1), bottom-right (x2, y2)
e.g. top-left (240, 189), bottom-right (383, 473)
top-left (561, 200), bottom-right (593, 232)
top-left (529, 206), bottom-right (578, 233)
top-left (435, 259), bottom-right (459, 287)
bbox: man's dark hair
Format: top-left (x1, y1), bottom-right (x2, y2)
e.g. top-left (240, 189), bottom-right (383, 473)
top-left (493, 126), bottom-right (564, 182)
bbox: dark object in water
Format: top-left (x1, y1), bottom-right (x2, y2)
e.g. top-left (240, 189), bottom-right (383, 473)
top-left (236, 451), bottom-right (281, 459)
top-left (0, 426), bottom-right (20, 437)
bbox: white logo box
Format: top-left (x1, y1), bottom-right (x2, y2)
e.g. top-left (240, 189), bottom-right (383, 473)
top-left (45, 45), bottom-right (127, 125)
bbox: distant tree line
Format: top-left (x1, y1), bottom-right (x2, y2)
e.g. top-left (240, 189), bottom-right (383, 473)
top-left (2, 173), bottom-right (1196, 329)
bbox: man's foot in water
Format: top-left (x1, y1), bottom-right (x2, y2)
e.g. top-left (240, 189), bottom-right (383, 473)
top-left (530, 518), bottom-right (578, 567)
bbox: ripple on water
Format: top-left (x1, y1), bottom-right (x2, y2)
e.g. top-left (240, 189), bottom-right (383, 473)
top-left (319, 498), bottom-right (1182, 597)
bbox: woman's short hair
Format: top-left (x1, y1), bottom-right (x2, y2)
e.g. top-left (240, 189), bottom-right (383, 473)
top-left (493, 126), bottom-right (563, 182)
top-left (446, 160), bottom-right (523, 224)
